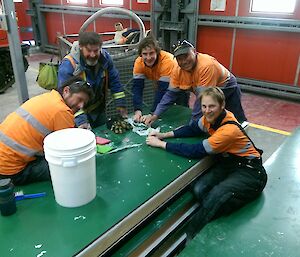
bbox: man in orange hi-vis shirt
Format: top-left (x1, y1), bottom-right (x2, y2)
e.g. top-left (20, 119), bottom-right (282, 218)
top-left (146, 87), bottom-right (266, 238)
top-left (0, 77), bottom-right (93, 185)
top-left (132, 36), bottom-right (189, 123)
top-left (144, 40), bottom-right (247, 126)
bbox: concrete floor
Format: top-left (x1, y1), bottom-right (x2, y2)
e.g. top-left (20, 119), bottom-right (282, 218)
top-left (0, 51), bottom-right (298, 163)
top-left (0, 53), bottom-right (49, 122)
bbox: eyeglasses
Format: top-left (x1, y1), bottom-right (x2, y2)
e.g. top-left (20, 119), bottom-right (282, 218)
top-left (172, 40), bottom-right (194, 52)
top-left (73, 80), bottom-right (92, 88)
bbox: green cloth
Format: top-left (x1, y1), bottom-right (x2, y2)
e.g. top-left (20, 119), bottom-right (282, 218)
top-left (96, 145), bottom-right (113, 154)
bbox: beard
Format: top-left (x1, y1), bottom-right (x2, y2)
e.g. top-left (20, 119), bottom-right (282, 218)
top-left (86, 58), bottom-right (98, 66)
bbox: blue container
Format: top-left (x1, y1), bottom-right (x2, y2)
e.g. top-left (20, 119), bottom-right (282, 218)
top-left (0, 178), bottom-right (17, 216)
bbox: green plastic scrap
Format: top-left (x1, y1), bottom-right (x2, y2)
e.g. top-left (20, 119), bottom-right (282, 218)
top-left (96, 145), bottom-right (113, 154)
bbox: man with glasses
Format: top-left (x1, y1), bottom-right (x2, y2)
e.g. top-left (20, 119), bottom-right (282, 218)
top-left (132, 36), bottom-right (189, 123)
top-left (144, 40), bottom-right (247, 126)
top-left (0, 77), bottom-right (94, 185)
top-left (58, 31), bottom-right (127, 129)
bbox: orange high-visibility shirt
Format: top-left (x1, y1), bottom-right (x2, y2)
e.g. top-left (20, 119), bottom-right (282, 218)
top-left (0, 90), bottom-right (74, 175)
top-left (201, 111), bottom-right (260, 158)
top-left (170, 53), bottom-right (230, 91)
top-left (133, 50), bottom-right (175, 82)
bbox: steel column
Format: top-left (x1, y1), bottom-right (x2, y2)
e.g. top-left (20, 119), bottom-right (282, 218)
top-left (1, 0), bottom-right (29, 103)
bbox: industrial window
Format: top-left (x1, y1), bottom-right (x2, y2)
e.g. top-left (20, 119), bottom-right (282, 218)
top-left (251, 0), bottom-right (296, 13)
top-left (67, 0), bottom-right (88, 4)
top-left (101, 0), bottom-right (123, 5)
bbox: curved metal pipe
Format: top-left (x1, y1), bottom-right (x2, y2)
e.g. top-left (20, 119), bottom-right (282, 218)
top-left (79, 7), bottom-right (146, 46)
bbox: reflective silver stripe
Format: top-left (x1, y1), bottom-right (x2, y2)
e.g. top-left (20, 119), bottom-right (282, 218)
top-left (15, 107), bottom-right (51, 137)
top-left (194, 86), bottom-right (206, 95)
top-left (158, 76), bottom-right (170, 82)
top-left (197, 117), bottom-right (207, 132)
top-left (238, 141), bottom-right (252, 154)
top-left (0, 131), bottom-right (38, 157)
top-left (219, 63), bottom-right (227, 78)
top-left (133, 74), bottom-right (146, 79)
top-left (203, 139), bottom-right (214, 154)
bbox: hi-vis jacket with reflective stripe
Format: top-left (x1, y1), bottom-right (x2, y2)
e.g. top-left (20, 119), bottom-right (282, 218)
top-left (166, 110), bottom-right (260, 159)
top-left (0, 90), bottom-right (74, 175)
top-left (57, 41), bottom-right (126, 126)
top-left (132, 50), bottom-right (175, 112)
top-left (170, 53), bottom-right (230, 90)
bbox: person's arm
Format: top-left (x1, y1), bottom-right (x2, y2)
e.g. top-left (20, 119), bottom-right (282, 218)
top-left (132, 76), bottom-right (144, 122)
top-left (132, 77), bottom-right (145, 112)
top-left (146, 118), bottom-right (207, 158)
top-left (166, 141), bottom-right (208, 159)
top-left (152, 88), bottom-right (179, 117)
top-left (143, 88), bottom-right (180, 126)
top-left (173, 119), bottom-right (204, 138)
top-left (106, 53), bottom-right (126, 108)
top-left (149, 130), bottom-right (174, 139)
top-left (151, 80), bottom-right (169, 112)
top-left (57, 59), bottom-right (74, 88)
top-left (146, 134), bottom-right (208, 159)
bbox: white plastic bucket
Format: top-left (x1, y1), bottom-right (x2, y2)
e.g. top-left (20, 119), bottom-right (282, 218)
top-left (44, 128), bottom-right (97, 207)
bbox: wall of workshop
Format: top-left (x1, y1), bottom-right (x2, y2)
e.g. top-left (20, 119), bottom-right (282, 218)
top-left (0, 1), bottom-right (32, 46)
top-left (14, 0), bottom-right (299, 87)
top-left (15, 1), bottom-right (33, 41)
top-left (198, 0), bottom-right (300, 87)
top-left (43, 0), bottom-right (150, 45)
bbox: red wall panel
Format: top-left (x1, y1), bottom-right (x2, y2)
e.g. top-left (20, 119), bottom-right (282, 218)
top-left (63, 14), bottom-right (90, 34)
top-left (197, 27), bottom-right (233, 68)
top-left (197, 0), bottom-right (300, 86)
top-left (15, 1), bottom-right (33, 41)
top-left (131, 0), bottom-right (151, 12)
top-left (232, 30), bottom-right (300, 85)
top-left (44, 0), bottom-right (150, 44)
top-left (199, 0), bottom-right (236, 16)
top-left (45, 13), bottom-right (64, 45)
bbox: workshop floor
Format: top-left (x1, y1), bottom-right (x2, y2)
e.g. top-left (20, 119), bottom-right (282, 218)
top-left (0, 51), bottom-right (299, 163)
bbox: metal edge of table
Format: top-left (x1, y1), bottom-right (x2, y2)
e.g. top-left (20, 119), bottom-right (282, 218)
top-left (129, 201), bottom-right (199, 256)
top-left (76, 156), bottom-right (214, 257)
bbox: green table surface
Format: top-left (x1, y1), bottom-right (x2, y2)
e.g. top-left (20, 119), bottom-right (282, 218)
top-left (0, 106), bottom-right (209, 257)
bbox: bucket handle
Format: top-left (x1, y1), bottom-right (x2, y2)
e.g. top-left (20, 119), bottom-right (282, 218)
top-left (61, 158), bottom-right (78, 168)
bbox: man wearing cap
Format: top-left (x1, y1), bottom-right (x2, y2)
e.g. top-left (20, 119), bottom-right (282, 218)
top-left (144, 40), bottom-right (247, 126)
top-left (132, 36), bottom-right (189, 123)
top-left (0, 77), bottom-right (94, 185)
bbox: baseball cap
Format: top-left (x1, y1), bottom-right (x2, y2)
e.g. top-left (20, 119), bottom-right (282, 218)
top-left (172, 40), bottom-right (194, 57)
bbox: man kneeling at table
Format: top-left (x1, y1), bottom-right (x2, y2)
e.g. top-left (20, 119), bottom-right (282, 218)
top-left (146, 86), bottom-right (267, 238)
top-left (0, 77), bottom-right (94, 185)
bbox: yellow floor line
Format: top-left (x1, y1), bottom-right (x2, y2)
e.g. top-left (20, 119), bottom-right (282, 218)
top-left (249, 123), bottom-right (291, 136)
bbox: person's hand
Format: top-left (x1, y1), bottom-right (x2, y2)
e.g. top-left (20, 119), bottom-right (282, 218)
top-left (133, 110), bottom-right (142, 123)
top-left (148, 131), bottom-right (164, 139)
top-left (148, 131), bottom-right (175, 139)
top-left (146, 135), bottom-right (166, 149)
top-left (78, 122), bottom-right (92, 130)
top-left (118, 107), bottom-right (128, 118)
top-left (141, 114), bottom-right (158, 127)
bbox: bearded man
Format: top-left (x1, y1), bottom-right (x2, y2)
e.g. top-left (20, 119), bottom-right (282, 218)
top-left (58, 31), bottom-right (127, 129)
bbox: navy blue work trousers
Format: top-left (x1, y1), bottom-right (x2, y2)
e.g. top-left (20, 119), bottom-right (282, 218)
top-left (0, 156), bottom-right (50, 186)
top-left (188, 160), bottom-right (267, 238)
